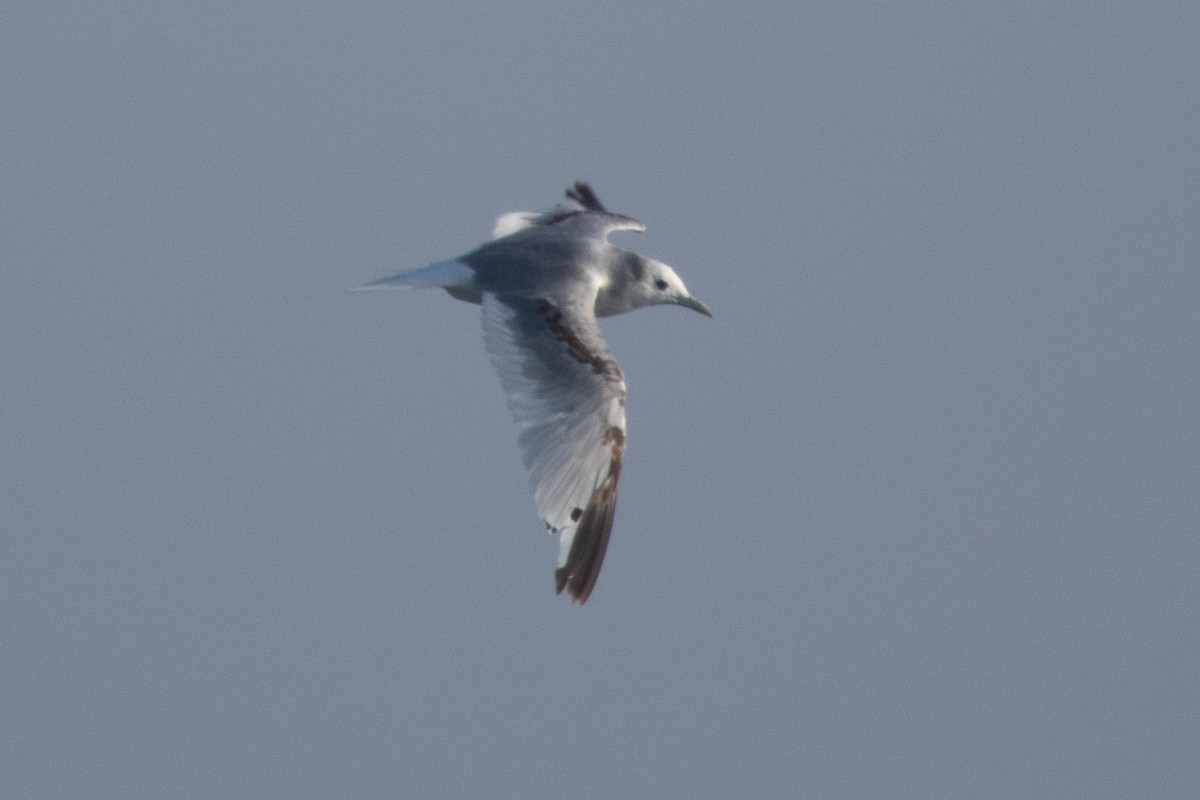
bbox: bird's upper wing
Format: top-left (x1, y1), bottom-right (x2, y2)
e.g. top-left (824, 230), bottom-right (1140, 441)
top-left (480, 292), bottom-right (627, 604)
top-left (489, 182), bottom-right (645, 242)
top-left (490, 209), bottom-right (644, 241)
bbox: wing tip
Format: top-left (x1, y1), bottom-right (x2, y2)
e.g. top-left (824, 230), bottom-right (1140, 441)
top-left (566, 180), bottom-right (607, 212)
top-left (555, 565), bottom-right (597, 606)
top-left (565, 181), bottom-right (645, 233)
top-left (551, 438), bottom-right (623, 605)
top-left (554, 567), bottom-right (584, 604)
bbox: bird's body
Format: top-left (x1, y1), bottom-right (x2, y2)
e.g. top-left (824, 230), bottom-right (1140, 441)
top-left (359, 182), bottom-right (710, 604)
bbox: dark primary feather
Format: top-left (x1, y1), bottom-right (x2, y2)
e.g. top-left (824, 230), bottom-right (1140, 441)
top-left (535, 181), bottom-right (608, 227)
top-left (566, 181), bottom-right (608, 212)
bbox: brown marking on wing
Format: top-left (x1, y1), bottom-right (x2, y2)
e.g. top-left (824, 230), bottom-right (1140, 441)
top-left (555, 425), bottom-right (626, 604)
top-left (536, 300), bottom-right (624, 383)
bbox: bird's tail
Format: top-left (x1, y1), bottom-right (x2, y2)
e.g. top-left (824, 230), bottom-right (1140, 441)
top-left (353, 259), bottom-right (473, 292)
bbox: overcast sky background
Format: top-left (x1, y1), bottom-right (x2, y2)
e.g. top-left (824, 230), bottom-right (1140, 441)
top-left (3, 2), bottom-right (1198, 798)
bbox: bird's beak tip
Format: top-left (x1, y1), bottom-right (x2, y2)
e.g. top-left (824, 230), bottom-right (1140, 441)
top-left (681, 296), bottom-right (714, 318)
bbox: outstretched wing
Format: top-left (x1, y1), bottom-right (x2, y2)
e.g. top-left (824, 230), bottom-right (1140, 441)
top-left (480, 293), bottom-right (627, 604)
top-left (489, 182), bottom-right (645, 242)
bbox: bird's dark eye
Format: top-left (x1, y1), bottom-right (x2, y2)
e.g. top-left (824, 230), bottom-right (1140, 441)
top-left (655, 279), bottom-right (669, 291)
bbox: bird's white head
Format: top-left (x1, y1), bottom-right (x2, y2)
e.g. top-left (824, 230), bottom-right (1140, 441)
top-left (597, 253), bottom-right (713, 318)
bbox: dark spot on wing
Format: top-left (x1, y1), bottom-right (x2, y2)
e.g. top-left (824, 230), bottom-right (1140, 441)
top-left (602, 425), bottom-right (625, 452)
top-left (571, 507), bottom-right (583, 522)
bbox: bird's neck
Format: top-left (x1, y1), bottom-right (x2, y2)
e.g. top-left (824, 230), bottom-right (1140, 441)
top-left (593, 281), bottom-right (634, 318)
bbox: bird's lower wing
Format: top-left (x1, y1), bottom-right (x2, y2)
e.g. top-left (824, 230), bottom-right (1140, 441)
top-left (480, 293), bottom-right (627, 604)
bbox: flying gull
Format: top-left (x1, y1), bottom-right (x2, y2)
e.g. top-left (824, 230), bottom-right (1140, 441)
top-left (358, 182), bottom-right (711, 604)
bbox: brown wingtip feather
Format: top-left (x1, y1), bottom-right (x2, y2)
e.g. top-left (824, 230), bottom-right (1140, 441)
top-left (555, 487), bottom-right (617, 604)
top-left (554, 426), bottom-right (624, 605)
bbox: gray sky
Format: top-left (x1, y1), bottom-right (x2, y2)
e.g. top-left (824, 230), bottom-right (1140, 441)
top-left (3, 2), bottom-right (1198, 798)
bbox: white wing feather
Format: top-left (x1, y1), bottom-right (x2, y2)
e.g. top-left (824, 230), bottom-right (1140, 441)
top-left (480, 293), bottom-right (626, 602)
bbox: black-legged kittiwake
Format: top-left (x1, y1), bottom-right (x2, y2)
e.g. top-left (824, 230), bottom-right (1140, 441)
top-left (358, 182), bottom-right (711, 604)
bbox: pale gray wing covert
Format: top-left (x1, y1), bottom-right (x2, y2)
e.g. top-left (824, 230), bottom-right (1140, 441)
top-left (488, 209), bottom-right (644, 242)
top-left (480, 293), bottom-right (627, 604)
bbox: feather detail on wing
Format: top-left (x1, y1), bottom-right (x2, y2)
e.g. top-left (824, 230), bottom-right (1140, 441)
top-left (488, 181), bottom-right (645, 242)
top-left (480, 293), bottom-right (627, 604)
